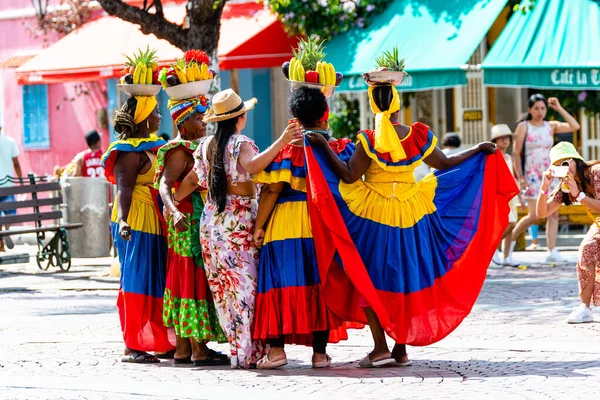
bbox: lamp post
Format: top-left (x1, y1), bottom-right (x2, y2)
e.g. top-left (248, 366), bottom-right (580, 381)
top-left (31, 0), bottom-right (49, 21)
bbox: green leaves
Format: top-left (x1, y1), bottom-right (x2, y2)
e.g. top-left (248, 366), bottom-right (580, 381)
top-left (375, 47), bottom-right (406, 71)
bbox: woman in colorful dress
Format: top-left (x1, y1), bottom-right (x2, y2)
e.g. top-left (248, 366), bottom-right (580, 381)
top-left (154, 95), bottom-right (228, 365)
top-left (102, 96), bottom-right (173, 363)
top-left (536, 142), bottom-right (600, 323)
top-left (510, 94), bottom-right (580, 262)
top-left (306, 82), bottom-right (517, 367)
top-left (173, 88), bottom-right (301, 368)
top-left (252, 87), bottom-right (354, 369)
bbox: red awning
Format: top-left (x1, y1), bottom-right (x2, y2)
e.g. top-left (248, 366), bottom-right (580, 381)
top-left (16, 2), bottom-right (297, 85)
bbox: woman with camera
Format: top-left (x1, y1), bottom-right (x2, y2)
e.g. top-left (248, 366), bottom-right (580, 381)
top-left (536, 142), bottom-right (600, 324)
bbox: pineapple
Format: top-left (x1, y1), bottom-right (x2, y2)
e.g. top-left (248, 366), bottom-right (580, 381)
top-left (375, 47), bottom-right (406, 72)
top-left (293, 37), bottom-right (326, 71)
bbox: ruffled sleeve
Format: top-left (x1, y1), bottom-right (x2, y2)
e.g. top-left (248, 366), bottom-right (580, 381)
top-left (153, 140), bottom-right (198, 189)
top-left (254, 144), bottom-right (307, 191)
top-left (227, 134), bottom-right (259, 185)
top-left (101, 135), bottom-right (166, 184)
top-left (192, 137), bottom-right (209, 189)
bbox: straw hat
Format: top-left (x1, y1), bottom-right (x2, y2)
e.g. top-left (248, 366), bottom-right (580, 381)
top-left (203, 89), bottom-right (257, 123)
top-left (490, 124), bottom-right (514, 141)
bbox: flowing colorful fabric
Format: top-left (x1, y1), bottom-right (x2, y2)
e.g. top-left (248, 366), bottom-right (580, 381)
top-left (168, 96), bottom-right (211, 126)
top-left (106, 138), bottom-right (174, 353)
top-left (154, 141), bottom-right (226, 343)
top-left (253, 138), bottom-right (356, 345)
top-left (102, 135), bottom-right (166, 184)
top-left (304, 122), bottom-right (519, 346)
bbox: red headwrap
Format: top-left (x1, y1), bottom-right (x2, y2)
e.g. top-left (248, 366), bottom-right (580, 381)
top-left (318, 103), bottom-right (330, 122)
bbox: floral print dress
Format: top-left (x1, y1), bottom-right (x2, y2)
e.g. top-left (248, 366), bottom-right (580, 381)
top-left (523, 121), bottom-right (554, 199)
top-left (193, 134), bottom-right (265, 368)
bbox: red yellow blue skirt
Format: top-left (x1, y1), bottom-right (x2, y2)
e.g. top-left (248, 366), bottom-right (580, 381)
top-left (305, 140), bottom-right (519, 346)
top-left (253, 139), bottom-right (357, 345)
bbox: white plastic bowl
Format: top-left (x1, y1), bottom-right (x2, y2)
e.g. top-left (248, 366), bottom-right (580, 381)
top-left (118, 84), bottom-right (162, 97)
top-left (164, 80), bottom-right (213, 100)
top-left (287, 80), bottom-right (337, 98)
top-left (363, 71), bottom-right (407, 86)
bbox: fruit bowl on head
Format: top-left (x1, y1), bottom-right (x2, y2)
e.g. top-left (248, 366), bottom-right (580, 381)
top-left (287, 80), bottom-right (339, 98)
top-left (118, 84), bottom-right (162, 97)
top-left (363, 70), bottom-right (407, 86)
top-left (164, 80), bottom-right (212, 100)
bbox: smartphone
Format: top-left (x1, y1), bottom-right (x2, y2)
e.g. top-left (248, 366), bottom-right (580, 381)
top-left (551, 165), bottom-right (569, 178)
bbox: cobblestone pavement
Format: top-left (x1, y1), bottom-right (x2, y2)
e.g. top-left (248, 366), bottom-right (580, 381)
top-left (1, 247), bottom-right (598, 400)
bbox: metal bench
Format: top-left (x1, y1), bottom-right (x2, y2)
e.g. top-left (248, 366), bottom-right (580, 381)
top-left (0, 174), bottom-right (82, 271)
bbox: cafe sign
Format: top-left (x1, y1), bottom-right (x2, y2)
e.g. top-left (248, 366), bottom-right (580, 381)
top-left (484, 67), bottom-right (600, 90)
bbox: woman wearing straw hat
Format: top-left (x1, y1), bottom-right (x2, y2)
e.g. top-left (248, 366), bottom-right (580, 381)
top-left (101, 96), bottom-right (173, 363)
top-left (536, 142), bottom-right (600, 324)
top-left (174, 88), bottom-right (302, 368)
top-left (154, 95), bottom-right (230, 366)
top-left (490, 124), bottom-right (524, 266)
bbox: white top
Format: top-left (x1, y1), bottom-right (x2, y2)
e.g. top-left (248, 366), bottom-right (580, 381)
top-left (0, 135), bottom-right (19, 188)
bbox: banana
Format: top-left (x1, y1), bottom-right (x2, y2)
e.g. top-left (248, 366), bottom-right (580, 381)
top-left (175, 65), bottom-right (187, 84)
top-left (192, 63), bottom-right (202, 80)
top-left (146, 66), bottom-right (153, 84)
top-left (185, 66), bottom-right (195, 82)
top-left (200, 63), bottom-right (209, 80)
top-left (133, 63), bottom-right (143, 84)
top-left (289, 57), bottom-right (297, 81)
top-left (328, 63), bottom-right (336, 86)
top-left (296, 62), bottom-right (305, 82)
top-left (139, 64), bottom-right (147, 85)
top-left (317, 62), bottom-right (326, 85)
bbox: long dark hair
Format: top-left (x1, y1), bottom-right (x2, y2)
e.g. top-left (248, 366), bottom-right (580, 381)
top-left (525, 93), bottom-right (548, 121)
top-left (207, 115), bottom-right (242, 213)
top-left (114, 97), bottom-right (139, 140)
top-left (562, 159), bottom-right (600, 205)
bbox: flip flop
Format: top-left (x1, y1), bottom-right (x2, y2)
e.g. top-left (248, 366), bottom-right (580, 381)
top-left (155, 350), bottom-right (176, 359)
top-left (358, 354), bottom-right (395, 368)
top-left (207, 349), bottom-right (229, 361)
top-left (312, 354), bottom-right (331, 368)
top-left (256, 353), bottom-right (288, 370)
top-left (121, 351), bottom-right (160, 364)
top-left (3, 235), bottom-right (14, 250)
top-left (193, 357), bottom-right (231, 366)
top-left (174, 355), bottom-right (192, 364)
top-left (395, 360), bottom-right (413, 367)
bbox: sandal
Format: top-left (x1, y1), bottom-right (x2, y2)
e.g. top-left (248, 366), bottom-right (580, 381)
top-left (121, 351), bottom-right (160, 364)
top-left (256, 353), bottom-right (287, 370)
top-left (312, 354), bottom-right (331, 368)
top-left (155, 350), bottom-right (176, 359)
top-left (174, 355), bottom-right (192, 364)
top-left (357, 354), bottom-right (395, 368)
top-left (192, 357), bottom-right (230, 366)
top-left (207, 349), bottom-right (229, 361)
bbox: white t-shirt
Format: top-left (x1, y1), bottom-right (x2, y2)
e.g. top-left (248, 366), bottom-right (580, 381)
top-left (0, 135), bottom-right (20, 188)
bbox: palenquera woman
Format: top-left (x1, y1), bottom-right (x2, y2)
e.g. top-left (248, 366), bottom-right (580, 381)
top-left (306, 71), bottom-right (517, 367)
top-left (154, 94), bottom-right (229, 366)
top-left (174, 89), bottom-right (301, 368)
top-left (102, 95), bottom-right (174, 363)
top-left (252, 87), bottom-right (354, 369)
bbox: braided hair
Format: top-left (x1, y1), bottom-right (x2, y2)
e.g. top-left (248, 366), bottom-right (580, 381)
top-left (207, 115), bottom-right (242, 213)
top-left (371, 85), bottom-right (394, 112)
top-left (114, 97), bottom-right (139, 140)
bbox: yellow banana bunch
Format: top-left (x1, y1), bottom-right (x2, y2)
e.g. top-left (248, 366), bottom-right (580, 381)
top-left (295, 61), bottom-right (305, 82)
top-left (145, 67), bottom-right (153, 84)
top-left (185, 65), bottom-right (195, 82)
top-left (200, 63), bottom-right (209, 80)
top-left (289, 57), bottom-right (297, 81)
top-left (317, 62), bottom-right (327, 85)
top-left (132, 63), bottom-right (143, 84)
top-left (191, 63), bottom-right (202, 81)
top-left (174, 65), bottom-right (187, 84)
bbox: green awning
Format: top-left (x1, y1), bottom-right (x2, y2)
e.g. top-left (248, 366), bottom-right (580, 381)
top-left (327, 0), bottom-right (508, 92)
top-left (482, 0), bottom-right (600, 90)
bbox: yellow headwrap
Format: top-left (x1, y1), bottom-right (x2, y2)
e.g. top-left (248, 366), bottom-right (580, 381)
top-left (133, 96), bottom-right (158, 124)
top-left (368, 85), bottom-right (406, 161)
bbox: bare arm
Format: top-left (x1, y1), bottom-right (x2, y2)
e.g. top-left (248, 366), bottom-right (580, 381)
top-left (305, 132), bottom-right (370, 184)
top-left (173, 169), bottom-right (200, 202)
top-left (512, 122), bottom-right (527, 181)
top-left (423, 142), bottom-right (495, 170)
top-left (12, 157), bottom-right (22, 179)
top-left (237, 123), bottom-right (303, 175)
top-left (548, 97), bottom-right (581, 133)
top-left (113, 152), bottom-right (140, 240)
top-left (159, 148), bottom-right (191, 231)
top-left (253, 182), bottom-right (285, 246)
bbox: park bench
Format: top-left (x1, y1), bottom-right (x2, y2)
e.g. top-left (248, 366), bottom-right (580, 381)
top-left (0, 174), bottom-right (82, 271)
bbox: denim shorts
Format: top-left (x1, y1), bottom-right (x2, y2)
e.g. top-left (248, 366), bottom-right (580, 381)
top-left (0, 195), bottom-right (17, 216)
